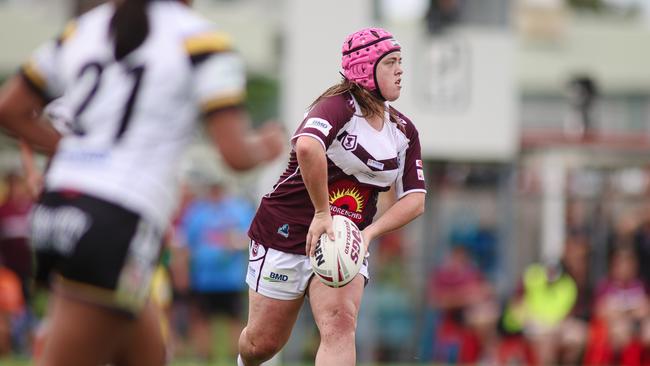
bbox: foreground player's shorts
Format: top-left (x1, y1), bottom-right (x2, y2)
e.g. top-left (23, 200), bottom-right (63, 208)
top-left (31, 191), bottom-right (163, 315)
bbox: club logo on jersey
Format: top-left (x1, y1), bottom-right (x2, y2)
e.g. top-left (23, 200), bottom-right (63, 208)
top-left (416, 159), bottom-right (423, 168)
top-left (277, 224), bottom-right (290, 238)
top-left (417, 169), bottom-right (425, 181)
top-left (304, 118), bottom-right (332, 136)
top-left (342, 134), bottom-right (358, 151)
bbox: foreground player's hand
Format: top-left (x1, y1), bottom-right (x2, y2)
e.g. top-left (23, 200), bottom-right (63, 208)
top-left (257, 121), bottom-right (286, 162)
top-left (306, 211), bottom-right (334, 256)
top-left (25, 171), bottom-right (44, 199)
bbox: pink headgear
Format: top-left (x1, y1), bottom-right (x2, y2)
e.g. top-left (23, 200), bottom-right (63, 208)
top-left (341, 27), bottom-right (401, 92)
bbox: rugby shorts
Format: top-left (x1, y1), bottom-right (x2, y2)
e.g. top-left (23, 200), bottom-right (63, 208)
top-left (246, 239), bottom-right (369, 300)
top-left (31, 191), bottom-right (163, 315)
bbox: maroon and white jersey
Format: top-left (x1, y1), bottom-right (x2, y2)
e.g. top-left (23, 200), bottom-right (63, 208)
top-left (249, 92), bottom-right (426, 255)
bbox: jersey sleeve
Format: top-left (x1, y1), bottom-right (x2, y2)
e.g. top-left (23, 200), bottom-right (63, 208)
top-left (19, 21), bottom-right (76, 102)
top-left (291, 94), bottom-right (354, 150)
top-left (186, 31), bottom-right (247, 116)
top-left (396, 123), bottom-right (427, 199)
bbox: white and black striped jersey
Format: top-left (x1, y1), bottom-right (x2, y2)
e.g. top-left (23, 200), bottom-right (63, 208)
top-left (20, 0), bottom-right (245, 229)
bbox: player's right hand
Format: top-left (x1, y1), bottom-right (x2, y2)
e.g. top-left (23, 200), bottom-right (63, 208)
top-left (305, 210), bottom-right (334, 257)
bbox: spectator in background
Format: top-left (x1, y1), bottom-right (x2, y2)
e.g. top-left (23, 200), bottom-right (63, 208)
top-left (588, 245), bottom-right (650, 364)
top-left (564, 74), bottom-right (599, 139)
top-left (0, 173), bottom-right (33, 305)
top-left (0, 172), bottom-right (34, 356)
top-left (428, 243), bottom-right (498, 363)
top-left (632, 212), bottom-right (650, 290)
top-left (558, 233), bottom-right (593, 364)
top-left (502, 262), bottom-right (578, 365)
top-left (180, 176), bottom-right (254, 361)
top-left (167, 181), bottom-right (195, 358)
top-left (0, 261), bottom-right (24, 357)
top-left (448, 217), bottom-right (498, 277)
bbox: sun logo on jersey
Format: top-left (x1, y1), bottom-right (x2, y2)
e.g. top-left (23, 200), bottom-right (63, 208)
top-left (329, 188), bottom-right (364, 213)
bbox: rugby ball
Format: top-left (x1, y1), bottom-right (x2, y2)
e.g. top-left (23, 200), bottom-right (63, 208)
top-left (310, 215), bottom-right (366, 288)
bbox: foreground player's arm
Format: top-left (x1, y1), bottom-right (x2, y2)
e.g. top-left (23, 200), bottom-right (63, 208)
top-left (19, 139), bottom-right (45, 198)
top-left (362, 192), bottom-right (425, 248)
top-left (188, 30), bottom-right (285, 170)
top-left (0, 76), bottom-right (61, 155)
top-left (206, 108), bottom-right (284, 171)
top-left (295, 136), bottom-right (334, 256)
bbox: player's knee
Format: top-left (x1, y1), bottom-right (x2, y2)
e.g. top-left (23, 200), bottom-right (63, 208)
top-left (248, 340), bottom-right (282, 362)
top-left (318, 307), bottom-right (357, 341)
top-left (241, 330), bottom-right (283, 361)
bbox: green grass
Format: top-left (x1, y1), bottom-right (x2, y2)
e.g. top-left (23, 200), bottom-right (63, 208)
top-left (0, 359), bottom-right (430, 366)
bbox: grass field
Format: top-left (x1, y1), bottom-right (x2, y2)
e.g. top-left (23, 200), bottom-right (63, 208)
top-left (0, 358), bottom-right (428, 366)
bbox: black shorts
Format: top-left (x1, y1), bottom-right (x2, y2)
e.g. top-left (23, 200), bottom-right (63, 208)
top-left (31, 191), bottom-right (163, 314)
top-left (191, 291), bottom-right (243, 319)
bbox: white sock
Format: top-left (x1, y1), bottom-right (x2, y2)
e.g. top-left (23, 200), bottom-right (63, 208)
top-left (237, 354), bottom-right (245, 366)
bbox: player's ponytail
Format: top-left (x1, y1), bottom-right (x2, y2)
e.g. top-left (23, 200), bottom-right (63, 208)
top-left (110, 0), bottom-right (151, 61)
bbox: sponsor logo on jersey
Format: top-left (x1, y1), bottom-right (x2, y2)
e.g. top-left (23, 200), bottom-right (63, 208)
top-left (329, 187), bottom-right (364, 222)
top-left (342, 134), bottom-right (358, 151)
top-left (416, 159), bottom-right (423, 168)
top-left (367, 159), bottom-right (384, 170)
top-left (277, 224), bottom-right (289, 238)
top-left (252, 241), bottom-right (259, 256)
top-left (417, 169), bottom-right (425, 181)
top-left (263, 271), bottom-right (289, 283)
top-left (330, 205), bottom-right (363, 222)
top-left (304, 118), bottom-right (332, 136)
top-left (330, 188), bottom-right (364, 213)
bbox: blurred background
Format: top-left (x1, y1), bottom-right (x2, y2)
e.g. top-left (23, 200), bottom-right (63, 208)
top-left (1, 0), bottom-right (650, 365)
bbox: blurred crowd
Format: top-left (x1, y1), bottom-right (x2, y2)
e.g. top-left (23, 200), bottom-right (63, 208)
top-left (416, 204), bottom-right (650, 366)
top-left (0, 165), bottom-right (649, 365)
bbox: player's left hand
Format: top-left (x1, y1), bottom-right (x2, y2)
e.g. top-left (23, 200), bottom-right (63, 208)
top-left (360, 228), bottom-right (373, 253)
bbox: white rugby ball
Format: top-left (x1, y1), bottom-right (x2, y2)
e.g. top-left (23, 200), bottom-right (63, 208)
top-left (310, 215), bottom-right (366, 288)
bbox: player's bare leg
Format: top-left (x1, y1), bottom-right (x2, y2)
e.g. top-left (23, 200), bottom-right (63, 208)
top-left (309, 275), bottom-right (364, 366)
top-left (37, 291), bottom-right (127, 366)
top-left (238, 289), bottom-right (303, 365)
top-left (113, 301), bottom-right (166, 366)
top-left (38, 284), bottom-right (165, 366)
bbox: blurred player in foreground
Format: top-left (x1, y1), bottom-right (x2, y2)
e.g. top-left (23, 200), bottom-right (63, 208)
top-left (238, 28), bottom-right (426, 366)
top-left (0, 0), bottom-right (285, 365)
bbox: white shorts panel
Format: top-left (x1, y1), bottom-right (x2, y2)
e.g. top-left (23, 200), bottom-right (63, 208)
top-left (246, 240), bottom-right (369, 300)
